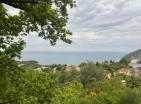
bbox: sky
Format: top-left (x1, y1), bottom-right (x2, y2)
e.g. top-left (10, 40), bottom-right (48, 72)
top-left (4, 0), bottom-right (141, 52)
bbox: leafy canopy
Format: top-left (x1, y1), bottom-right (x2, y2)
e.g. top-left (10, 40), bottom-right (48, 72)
top-left (0, 1), bottom-right (75, 103)
top-left (0, 0), bottom-right (75, 60)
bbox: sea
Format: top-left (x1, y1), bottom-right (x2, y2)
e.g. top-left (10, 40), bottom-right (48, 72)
top-left (20, 51), bottom-right (128, 65)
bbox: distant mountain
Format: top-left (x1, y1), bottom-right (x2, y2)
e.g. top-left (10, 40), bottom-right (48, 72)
top-left (121, 49), bottom-right (141, 62)
top-left (18, 60), bottom-right (41, 69)
top-left (20, 60), bottom-right (39, 65)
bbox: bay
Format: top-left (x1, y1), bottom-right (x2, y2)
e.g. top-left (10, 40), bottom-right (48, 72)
top-left (21, 51), bottom-right (127, 65)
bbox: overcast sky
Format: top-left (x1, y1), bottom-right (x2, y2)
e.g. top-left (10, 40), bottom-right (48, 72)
top-left (4, 0), bottom-right (141, 52)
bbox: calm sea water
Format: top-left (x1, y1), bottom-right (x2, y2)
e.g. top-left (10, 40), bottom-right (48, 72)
top-left (21, 52), bottom-right (127, 65)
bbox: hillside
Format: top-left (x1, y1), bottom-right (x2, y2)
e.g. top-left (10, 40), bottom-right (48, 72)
top-left (122, 49), bottom-right (141, 62)
top-left (18, 60), bottom-right (41, 69)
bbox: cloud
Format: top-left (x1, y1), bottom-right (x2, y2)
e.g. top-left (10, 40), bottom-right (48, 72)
top-left (3, 0), bottom-right (141, 52)
top-left (3, 3), bottom-right (20, 15)
top-left (65, 0), bottom-right (141, 52)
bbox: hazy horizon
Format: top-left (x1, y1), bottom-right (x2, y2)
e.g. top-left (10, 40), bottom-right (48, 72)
top-left (21, 51), bottom-right (127, 65)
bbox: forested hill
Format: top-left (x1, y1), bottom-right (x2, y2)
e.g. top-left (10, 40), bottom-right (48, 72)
top-left (122, 49), bottom-right (141, 62)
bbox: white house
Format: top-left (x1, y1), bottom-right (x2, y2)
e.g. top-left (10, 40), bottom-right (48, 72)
top-left (132, 60), bottom-right (141, 77)
top-left (130, 59), bottom-right (139, 67)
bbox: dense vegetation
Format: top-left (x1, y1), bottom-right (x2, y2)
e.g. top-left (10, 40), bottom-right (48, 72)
top-left (1, 61), bottom-right (141, 103)
top-left (0, 1), bottom-right (75, 103)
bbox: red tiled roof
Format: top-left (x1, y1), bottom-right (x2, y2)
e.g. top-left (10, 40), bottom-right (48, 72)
top-left (65, 66), bottom-right (80, 71)
top-left (120, 68), bottom-right (129, 73)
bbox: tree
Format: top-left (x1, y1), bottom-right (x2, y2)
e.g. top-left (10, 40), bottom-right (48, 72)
top-left (80, 62), bottom-right (107, 86)
top-left (1, 0), bottom-right (75, 44)
top-left (120, 58), bottom-right (130, 66)
top-left (0, 0), bottom-right (75, 69)
top-left (126, 76), bottom-right (141, 88)
top-left (59, 70), bottom-right (80, 83)
top-left (102, 61), bottom-right (122, 77)
top-left (0, 1), bottom-right (75, 103)
top-left (118, 89), bottom-right (141, 104)
top-left (16, 69), bottom-right (60, 104)
top-left (0, 0), bottom-right (75, 58)
top-left (53, 81), bottom-right (83, 104)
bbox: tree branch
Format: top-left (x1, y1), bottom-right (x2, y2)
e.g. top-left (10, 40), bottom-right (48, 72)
top-left (0, 0), bottom-right (37, 10)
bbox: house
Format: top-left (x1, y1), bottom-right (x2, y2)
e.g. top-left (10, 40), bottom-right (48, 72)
top-left (34, 66), bottom-right (47, 72)
top-left (107, 72), bottom-right (117, 79)
top-left (107, 73), bottom-right (111, 79)
top-left (121, 80), bottom-right (126, 85)
top-left (75, 66), bottom-right (81, 71)
top-left (65, 66), bottom-right (80, 71)
top-left (34, 68), bottom-right (43, 72)
top-left (118, 68), bottom-right (131, 76)
top-left (130, 59), bottom-right (139, 67)
top-left (18, 64), bottom-right (24, 67)
top-left (133, 60), bottom-right (141, 76)
top-left (131, 59), bottom-right (139, 64)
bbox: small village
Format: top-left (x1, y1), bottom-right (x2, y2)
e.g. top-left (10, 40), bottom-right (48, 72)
top-left (22, 58), bottom-right (141, 80)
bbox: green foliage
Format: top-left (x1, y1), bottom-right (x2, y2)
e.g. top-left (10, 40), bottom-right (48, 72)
top-left (80, 62), bottom-right (107, 86)
top-left (126, 76), bottom-right (141, 88)
top-left (102, 61), bottom-right (125, 75)
top-left (1, 0), bottom-right (75, 47)
top-left (118, 89), bottom-right (141, 104)
top-left (17, 69), bottom-right (59, 104)
top-left (45, 64), bottom-right (66, 71)
top-left (1, 59), bottom-right (141, 103)
top-left (54, 81), bottom-right (83, 104)
top-left (59, 70), bottom-right (80, 83)
top-left (0, 0), bottom-right (75, 77)
top-left (0, 54), bottom-right (23, 95)
top-left (0, 1), bottom-right (75, 103)
top-left (0, 68), bottom-right (60, 104)
top-left (120, 58), bottom-right (130, 66)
